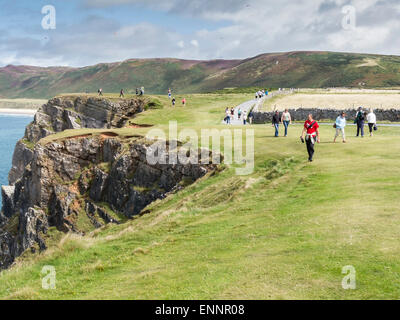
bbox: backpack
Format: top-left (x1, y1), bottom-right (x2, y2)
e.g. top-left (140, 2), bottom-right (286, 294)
top-left (357, 111), bottom-right (365, 121)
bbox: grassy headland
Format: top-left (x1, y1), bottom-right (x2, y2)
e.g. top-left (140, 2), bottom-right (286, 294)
top-left (1, 93), bottom-right (400, 300)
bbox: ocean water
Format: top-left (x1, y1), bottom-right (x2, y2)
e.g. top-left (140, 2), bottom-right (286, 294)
top-left (0, 114), bottom-right (33, 207)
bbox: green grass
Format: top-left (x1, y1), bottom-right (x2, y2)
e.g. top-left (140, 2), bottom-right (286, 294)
top-left (1, 93), bottom-right (400, 300)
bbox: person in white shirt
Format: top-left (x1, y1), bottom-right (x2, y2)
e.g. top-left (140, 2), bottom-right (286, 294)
top-left (334, 112), bottom-right (347, 143)
top-left (225, 108), bottom-right (231, 124)
top-left (367, 108), bottom-right (377, 137)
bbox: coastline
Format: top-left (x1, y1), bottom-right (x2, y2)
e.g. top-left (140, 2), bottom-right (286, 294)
top-left (0, 108), bottom-right (37, 115)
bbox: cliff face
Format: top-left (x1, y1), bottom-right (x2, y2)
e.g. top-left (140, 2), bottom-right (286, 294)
top-left (0, 96), bottom-right (218, 270)
top-left (9, 96), bottom-right (145, 185)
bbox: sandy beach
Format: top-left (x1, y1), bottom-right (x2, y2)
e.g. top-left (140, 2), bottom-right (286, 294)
top-left (0, 108), bottom-right (37, 115)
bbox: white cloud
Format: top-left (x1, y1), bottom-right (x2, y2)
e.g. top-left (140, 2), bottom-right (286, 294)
top-left (1, 0), bottom-right (400, 66)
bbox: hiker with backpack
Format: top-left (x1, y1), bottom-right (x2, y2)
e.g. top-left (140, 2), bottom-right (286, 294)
top-left (355, 107), bottom-right (365, 137)
top-left (301, 114), bottom-right (320, 162)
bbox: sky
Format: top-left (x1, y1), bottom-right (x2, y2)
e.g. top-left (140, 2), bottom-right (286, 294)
top-left (0, 0), bottom-right (399, 67)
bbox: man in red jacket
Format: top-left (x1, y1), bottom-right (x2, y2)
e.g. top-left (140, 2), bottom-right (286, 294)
top-left (301, 114), bottom-right (320, 162)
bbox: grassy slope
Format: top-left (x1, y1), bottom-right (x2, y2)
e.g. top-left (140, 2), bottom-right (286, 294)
top-left (2, 52), bottom-right (400, 98)
top-left (1, 93), bottom-right (400, 299)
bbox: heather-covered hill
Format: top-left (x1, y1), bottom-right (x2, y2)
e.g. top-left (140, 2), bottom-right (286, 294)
top-left (1, 51), bottom-right (400, 98)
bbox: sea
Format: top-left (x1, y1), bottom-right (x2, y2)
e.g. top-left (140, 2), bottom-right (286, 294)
top-left (0, 113), bottom-right (34, 207)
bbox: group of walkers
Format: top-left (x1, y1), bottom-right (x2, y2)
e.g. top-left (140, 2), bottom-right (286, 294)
top-left (255, 89), bottom-right (269, 99)
top-left (167, 89), bottom-right (186, 107)
top-left (300, 107), bottom-right (377, 162)
top-left (97, 87), bottom-right (145, 97)
top-left (270, 107), bottom-right (377, 141)
top-left (170, 97), bottom-right (186, 107)
top-left (224, 107), bottom-right (254, 125)
top-left (96, 87), bottom-right (189, 107)
top-left (333, 107), bottom-right (378, 143)
top-left (300, 108), bottom-right (377, 162)
top-left (272, 109), bottom-right (292, 137)
top-left (136, 87), bottom-right (145, 96)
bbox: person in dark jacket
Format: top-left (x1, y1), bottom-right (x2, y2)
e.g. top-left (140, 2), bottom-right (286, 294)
top-left (355, 107), bottom-right (365, 137)
top-left (248, 110), bottom-right (254, 124)
top-left (272, 111), bottom-right (280, 137)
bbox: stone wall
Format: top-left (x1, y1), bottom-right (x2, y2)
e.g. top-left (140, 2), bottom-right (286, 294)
top-left (253, 108), bottom-right (400, 123)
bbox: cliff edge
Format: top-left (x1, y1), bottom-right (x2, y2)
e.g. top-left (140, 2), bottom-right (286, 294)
top-left (0, 96), bottom-right (218, 270)
top-left (9, 95), bottom-right (146, 185)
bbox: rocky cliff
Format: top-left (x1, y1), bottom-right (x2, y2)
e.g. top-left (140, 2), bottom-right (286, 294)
top-left (9, 96), bottom-right (146, 185)
top-left (0, 96), bottom-right (218, 270)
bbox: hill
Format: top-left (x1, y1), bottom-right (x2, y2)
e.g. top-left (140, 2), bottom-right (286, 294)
top-left (2, 52), bottom-right (400, 98)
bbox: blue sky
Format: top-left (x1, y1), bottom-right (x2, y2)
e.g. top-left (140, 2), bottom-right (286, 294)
top-left (0, 0), bottom-right (399, 67)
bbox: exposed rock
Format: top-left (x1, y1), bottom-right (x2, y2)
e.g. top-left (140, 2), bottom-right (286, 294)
top-left (14, 208), bottom-right (48, 256)
top-left (1, 95), bottom-right (219, 270)
top-left (1, 186), bottom-right (15, 219)
top-left (0, 208), bottom-right (48, 269)
top-left (0, 232), bottom-right (14, 269)
top-left (9, 96), bottom-right (146, 185)
top-left (89, 168), bottom-right (109, 202)
top-left (8, 141), bottom-right (34, 185)
top-left (48, 185), bottom-right (79, 232)
top-left (85, 200), bottom-right (119, 226)
top-left (0, 135), bottom-right (219, 269)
